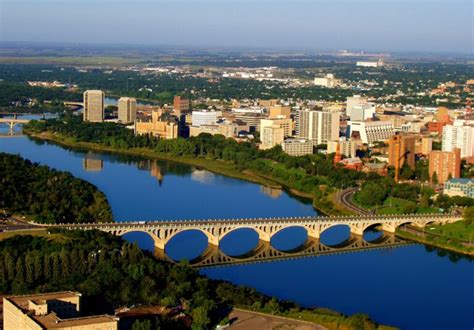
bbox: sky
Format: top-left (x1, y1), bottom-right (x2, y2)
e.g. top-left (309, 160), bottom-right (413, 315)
top-left (0, 0), bottom-right (473, 53)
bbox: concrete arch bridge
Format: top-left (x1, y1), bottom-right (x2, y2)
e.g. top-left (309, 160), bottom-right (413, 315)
top-left (0, 118), bottom-right (30, 132)
top-left (156, 234), bottom-right (415, 268)
top-left (54, 213), bottom-right (460, 250)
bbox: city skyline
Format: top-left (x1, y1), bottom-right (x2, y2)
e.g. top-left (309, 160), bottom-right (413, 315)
top-left (1, 0), bottom-right (473, 54)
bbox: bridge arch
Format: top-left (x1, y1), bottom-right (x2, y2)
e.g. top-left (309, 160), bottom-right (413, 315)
top-left (115, 229), bottom-right (163, 249)
top-left (219, 226), bottom-right (271, 243)
top-left (164, 227), bottom-right (218, 249)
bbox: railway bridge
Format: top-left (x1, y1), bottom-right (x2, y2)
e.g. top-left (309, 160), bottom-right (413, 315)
top-left (54, 213), bottom-right (461, 250)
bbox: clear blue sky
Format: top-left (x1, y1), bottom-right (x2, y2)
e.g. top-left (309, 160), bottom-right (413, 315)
top-left (1, 0), bottom-right (473, 53)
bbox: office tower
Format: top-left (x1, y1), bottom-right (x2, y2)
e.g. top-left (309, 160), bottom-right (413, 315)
top-left (428, 148), bottom-right (461, 184)
top-left (350, 104), bottom-right (376, 121)
top-left (346, 95), bottom-right (368, 118)
top-left (118, 97), bottom-right (137, 123)
top-left (282, 139), bottom-right (314, 156)
top-left (173, 96), bottom-right (190, 115)
top-left (191, 110), bottom-right (221, 126)
top-left (296, 110), bottom-right (340, 144)
top-left (261, 126), bottom-right (284, 150)
top-left (388, 134), bottom-right (416, 181)
top-left (349, 121), bottom-right (394, 145)
top-left (442, 120), bottom-right (474, 158)
top-left (260, 118), bottom-right (292, 137)
top-left (83, 90), bottom-right (104, 122)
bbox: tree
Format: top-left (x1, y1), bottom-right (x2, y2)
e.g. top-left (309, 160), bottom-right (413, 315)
top-left (464, 207), bottom-right (474, 225)
top-left (356, 182), bottom-right (387, 207)
top-left (191, 306), bottom-right (211, 330)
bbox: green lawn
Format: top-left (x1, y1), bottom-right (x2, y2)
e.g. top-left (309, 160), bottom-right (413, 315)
top-left (0, 228), bottom-right (69, 242)
top-left (397, 220), bottom-right (474, 255)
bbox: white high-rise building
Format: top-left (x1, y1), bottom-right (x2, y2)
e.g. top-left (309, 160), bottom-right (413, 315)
top-left (349, 121), bottom-right (394, 145)
top-left (350, 104), bottom-right (376, 121)
top-left (83, 90), bottom-right (104, 122)
top-left (442, 120), bottom-right (474, 158)
top-left (296, 110), bottom-right (340, 144)
top-left (346, 95), bottom-right (374, 120)
top-left (191, 110), bottom-right (221, 126)
top-left (118, 97), bottom-right (137, 123)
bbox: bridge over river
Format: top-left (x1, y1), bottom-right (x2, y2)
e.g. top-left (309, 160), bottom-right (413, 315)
top-left (54, 213), bottom-right (461, 251)
top-left (156, 235), bottom-right (415, 268)
top-left (0, 117), bottom-right (31, 135)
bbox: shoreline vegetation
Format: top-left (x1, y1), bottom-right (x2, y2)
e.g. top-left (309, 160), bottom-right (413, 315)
top-left (397, 220), bottom-right (474, 256)
top-left (0, 152), bottom-right (112, 224)
top-left (0, 229), bottom-right (396, 330)
top-left (26, 129), bottom-right (343, 216)
top-left (24, 117), bottom-right (472, 254)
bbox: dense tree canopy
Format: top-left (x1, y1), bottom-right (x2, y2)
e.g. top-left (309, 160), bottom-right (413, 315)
top-left (0, 153), bottom-right (112, 223)
top-left (0, 230), bottom-right (387, 329)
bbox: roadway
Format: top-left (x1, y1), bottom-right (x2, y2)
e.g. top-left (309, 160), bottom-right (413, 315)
top-left (337, 188), bottom-right (371, 216)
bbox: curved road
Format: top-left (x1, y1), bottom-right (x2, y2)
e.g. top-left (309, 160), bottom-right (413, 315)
top-left (337, 188), bottom-right (371, 216)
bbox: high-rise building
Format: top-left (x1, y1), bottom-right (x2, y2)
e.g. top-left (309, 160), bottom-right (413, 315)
top-left (350, 104), bottom-right (376, 121)
top-left (173, 96), bottom-right (190, 115)
top-left (83, 90), bottom-right (104, 122)
top-left (118, 97), bottom-right (137, 123)
top-left (327, 140), bottom-right (361, 158)
top-left (260, 118), bottom-right (292, 137)
top-left (282, 139), bottom-right (313, 156)
top-left (388, 134), bottom-right (416, 181)
top-left (269, 105), bottom-right (291, 119)
top-left (261, 126), bottom-right (284, 150)
top-left (191, 110), bottom-right (221, 126)
top-left (442, 120), bottom-right (474, 158)
top-left (346, 95), bottom-right (368, 118)
top-left (421, 137), bottom-right (433, 155)
top-left (348, 121), bottom-right (394, 145)
top-left (296, 110), bottom-right (340, 144)
top-left (429, 148), bottom-right (461, 184)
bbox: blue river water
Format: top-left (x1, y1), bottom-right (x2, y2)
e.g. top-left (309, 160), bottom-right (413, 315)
top-left (0, 131), bottom-right (473, 330)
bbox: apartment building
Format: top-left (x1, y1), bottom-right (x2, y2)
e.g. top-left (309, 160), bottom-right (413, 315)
top-left (83, 90), bottom-right (104, 122)
top-left (118, 97), bottom-right (137, 123)
top-left (296, 110), bottom-right (340, 144)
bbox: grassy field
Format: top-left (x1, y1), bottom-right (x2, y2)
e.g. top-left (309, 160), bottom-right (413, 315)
top-left (0, 228), bottom-right (68, 242)
top-left (354, 197), bottom-right (440, 215)
top-left (397, 220), bottom-right (474, 255)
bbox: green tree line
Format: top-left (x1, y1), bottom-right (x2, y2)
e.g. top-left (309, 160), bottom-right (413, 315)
top-left (0, 153), bottom-right (112, 223)
top-left (0, 230), bottom-right (389, 330)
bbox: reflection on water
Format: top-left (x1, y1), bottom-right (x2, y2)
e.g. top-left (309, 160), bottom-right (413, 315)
top-left (83, 153), bottom-right (104, 172)
top-left (260, 186), bottom-right (283, 198)
top-left (1, 136), bottom-right (473, 330)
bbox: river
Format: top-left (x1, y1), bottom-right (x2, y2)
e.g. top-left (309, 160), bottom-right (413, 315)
top-left (0, 128), bottom-right (473, 329)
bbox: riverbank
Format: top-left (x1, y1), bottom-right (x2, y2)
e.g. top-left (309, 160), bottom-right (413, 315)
top-left (396, 222), bottom-right (474, 256)
top-left (26, 131), bottom-right (348, 216)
